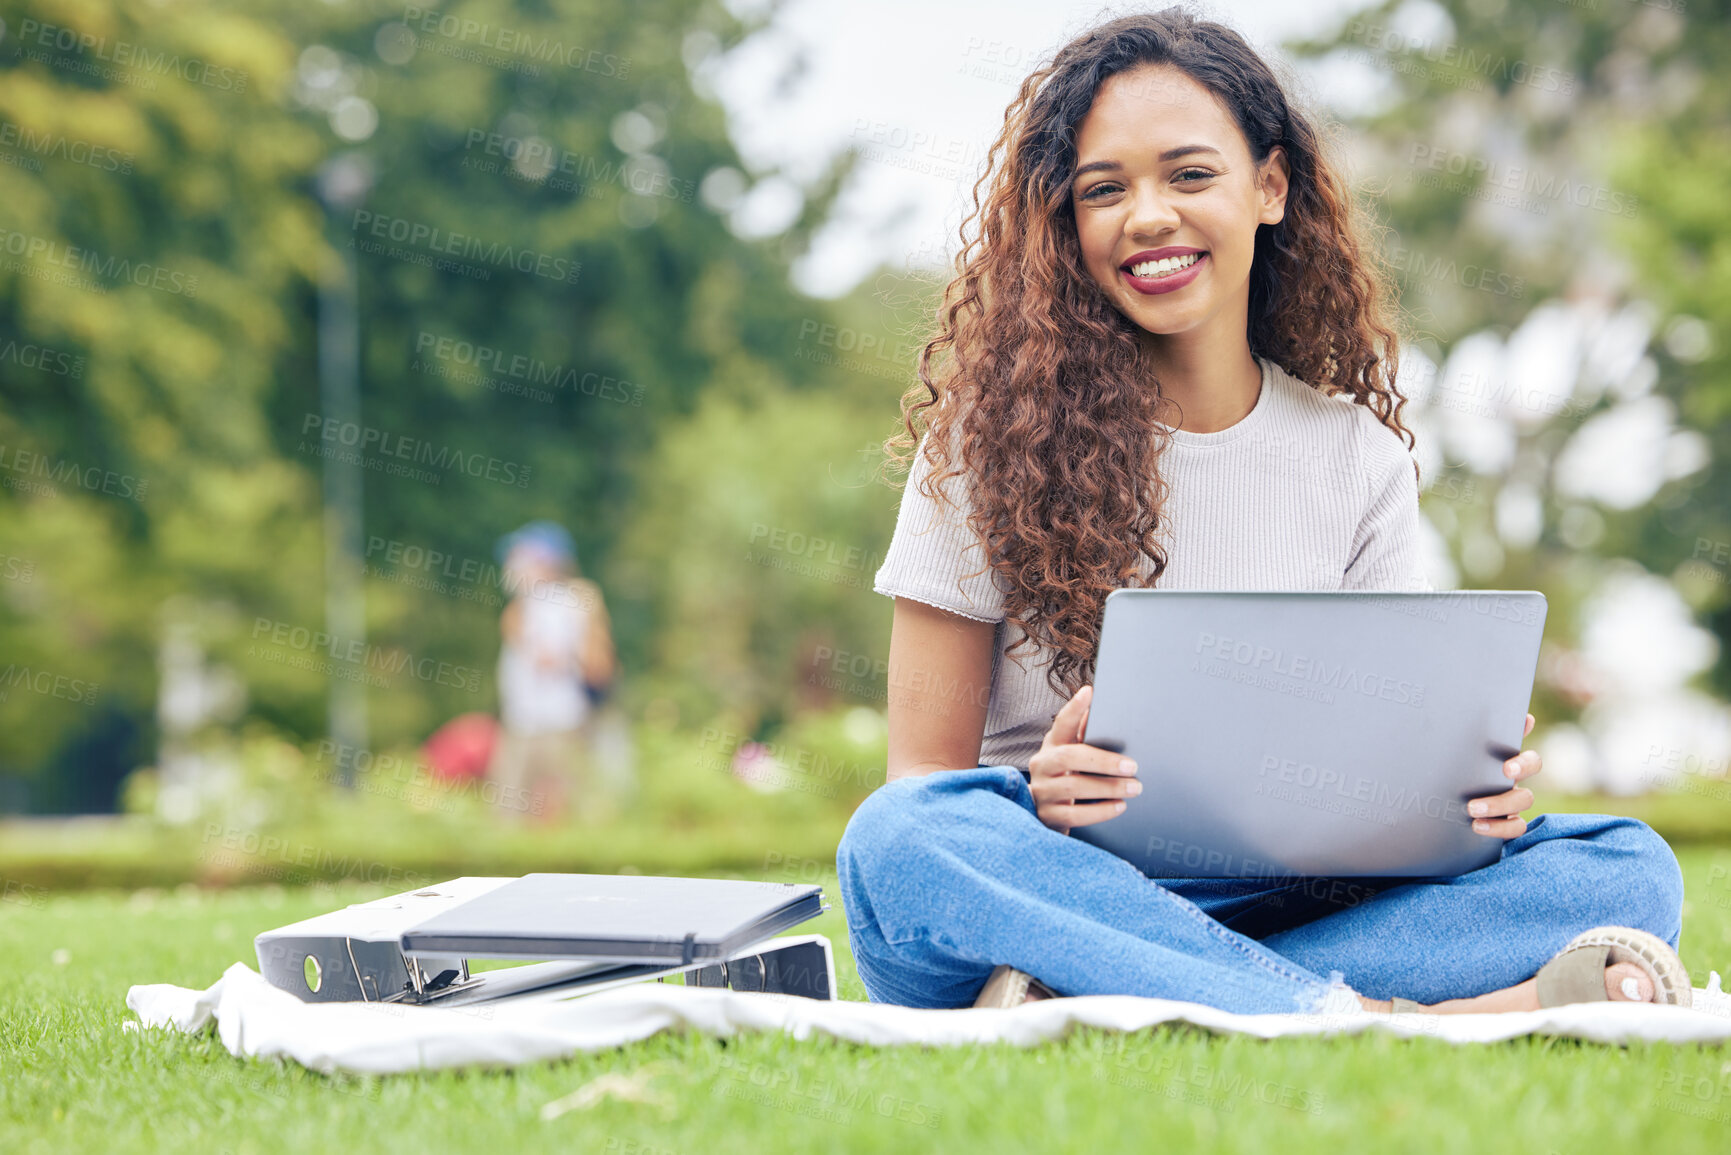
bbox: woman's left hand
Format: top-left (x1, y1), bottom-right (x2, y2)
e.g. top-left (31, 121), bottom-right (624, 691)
top-left (1468, 713), bottom-right (1541, 840)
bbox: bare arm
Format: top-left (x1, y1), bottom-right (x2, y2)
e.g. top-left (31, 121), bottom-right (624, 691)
top-left (884, 597), bottom-right (996, 782)
top-left (885, 597), bottom-right (1140, 831)
top-left (574, 579), bottom-right (617, 687)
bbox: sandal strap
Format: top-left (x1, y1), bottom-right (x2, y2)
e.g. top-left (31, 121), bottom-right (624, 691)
top-left (973, 965), bottom-right (1058, 1007)
top-left (974, 964), bottom-right (1031, 1008)
top-left (1536, 942), bottom-right (1611, 1007)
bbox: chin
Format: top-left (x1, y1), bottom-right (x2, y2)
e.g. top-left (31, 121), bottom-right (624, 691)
top-left (1122, 301), bottom-right (1202, 334)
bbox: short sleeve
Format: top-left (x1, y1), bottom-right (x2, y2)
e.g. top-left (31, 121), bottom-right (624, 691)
top-left (1342, 412), bottom-right (1432, 592)
top-left (873, 433), bottom-right (1007, 622)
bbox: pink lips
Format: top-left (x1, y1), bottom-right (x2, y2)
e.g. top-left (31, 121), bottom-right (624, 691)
top-left (1121, 250), bottom-right (1208, 296)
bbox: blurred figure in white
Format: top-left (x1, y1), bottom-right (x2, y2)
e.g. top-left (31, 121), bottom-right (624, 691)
top-left (487, 521), bottom-right (619, 823)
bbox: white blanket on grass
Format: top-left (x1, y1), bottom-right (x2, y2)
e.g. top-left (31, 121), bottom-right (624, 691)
top-left (126, 962), bottom-right (1731, 1075)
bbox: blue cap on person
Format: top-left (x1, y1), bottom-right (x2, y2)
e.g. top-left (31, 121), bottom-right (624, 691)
top-left (496, 520), bottom-right (576, 567)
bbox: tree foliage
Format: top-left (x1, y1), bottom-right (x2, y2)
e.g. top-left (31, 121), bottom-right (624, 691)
top-left (1289, 0), bottom-right (1730, 701)
top-left (0, 0), bottom-right (891, 809)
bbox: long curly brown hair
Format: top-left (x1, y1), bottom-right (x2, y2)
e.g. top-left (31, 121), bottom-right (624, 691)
top-left (885, 7), bottom-right (1413, 700)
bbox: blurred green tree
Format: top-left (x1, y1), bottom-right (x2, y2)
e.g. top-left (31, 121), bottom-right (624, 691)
top-left (0, 0), bottom-right (887, 809)
top-left (1287, 0), bottom-right (1728, 707)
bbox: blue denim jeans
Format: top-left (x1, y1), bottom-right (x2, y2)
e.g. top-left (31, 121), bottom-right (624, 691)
top-left (835, 766), bottom-right (1685, 1014)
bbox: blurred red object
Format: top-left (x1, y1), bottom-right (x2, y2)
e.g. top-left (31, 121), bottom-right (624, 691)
top-left (422, 713), bottom-right (499, 781)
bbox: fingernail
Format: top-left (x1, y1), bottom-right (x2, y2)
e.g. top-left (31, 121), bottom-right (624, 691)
top-left (1473, 820), bottom-right (1488, 831)
top-left (1119, 759), bottom-right (1137, 775)
top-left (1127, 780), bottom-right (1143, 797)
top-left (1468, 801), bottom-right (1487, 816)
top-left (1115, 801), bottom-right (1127, 811)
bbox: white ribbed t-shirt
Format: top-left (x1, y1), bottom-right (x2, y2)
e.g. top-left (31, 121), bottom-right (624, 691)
top-left (873, 354), bottom-right (1432, 772)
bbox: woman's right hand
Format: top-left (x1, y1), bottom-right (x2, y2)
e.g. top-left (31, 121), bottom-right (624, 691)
top-left (1027, 684), bottom-right (1142, 834)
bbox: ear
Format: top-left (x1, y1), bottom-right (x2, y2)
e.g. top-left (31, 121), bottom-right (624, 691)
top-left (1257, 146), bottom-right (1290, 228)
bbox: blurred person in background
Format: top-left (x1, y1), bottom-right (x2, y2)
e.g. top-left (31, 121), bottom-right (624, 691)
top-left (488, 520), bottom-right (619, 823)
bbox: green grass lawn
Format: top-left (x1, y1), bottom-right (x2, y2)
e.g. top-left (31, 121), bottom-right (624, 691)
top-left (5, 849), bottom-right (1731, 1154)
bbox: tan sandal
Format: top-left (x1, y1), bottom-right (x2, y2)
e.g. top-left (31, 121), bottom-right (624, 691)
top-left (973, 964), bottom-right (1058, 1008)
top-left (1534, 926), bottom-right (1691, 1009)
top-left (1386, 926), bottom-right (1690, 1014)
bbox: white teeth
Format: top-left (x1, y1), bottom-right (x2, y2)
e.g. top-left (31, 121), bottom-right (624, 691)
top-left (1128, 252), bottom-right (1201, 278)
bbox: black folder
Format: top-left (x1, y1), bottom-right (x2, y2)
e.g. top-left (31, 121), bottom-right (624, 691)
top-left (397, 873), bottom-right (826, 965)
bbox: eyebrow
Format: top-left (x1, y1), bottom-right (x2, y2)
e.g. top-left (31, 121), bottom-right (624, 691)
top-left (1073, 144), bottom-right (1223, 178)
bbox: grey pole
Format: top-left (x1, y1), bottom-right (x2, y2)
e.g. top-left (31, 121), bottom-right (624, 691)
top-left (314, 153), bottom-right (373, 786)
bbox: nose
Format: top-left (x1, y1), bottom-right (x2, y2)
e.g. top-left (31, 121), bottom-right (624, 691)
top-left (1123, 180), bottom-right (1181, 242)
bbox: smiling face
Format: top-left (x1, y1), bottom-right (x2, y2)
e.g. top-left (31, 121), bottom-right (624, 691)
top-left (1069, 64), bottom-right (1288, 348)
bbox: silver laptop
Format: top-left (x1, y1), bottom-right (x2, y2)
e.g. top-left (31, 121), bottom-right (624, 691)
top-left (1074, 589), bottom-right (1546, 879)
top-left (399, 873), bottom-right (826, 964)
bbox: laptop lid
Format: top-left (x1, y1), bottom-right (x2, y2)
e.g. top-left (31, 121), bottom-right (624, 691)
top-left (398, 873), bottom-right (826, 964)
top-left (1075, 590), bottom-right (1546, 879)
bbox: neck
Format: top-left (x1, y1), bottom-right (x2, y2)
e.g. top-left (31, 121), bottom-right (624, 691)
top-left (1140, 331), bottom-right (1263, 435)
